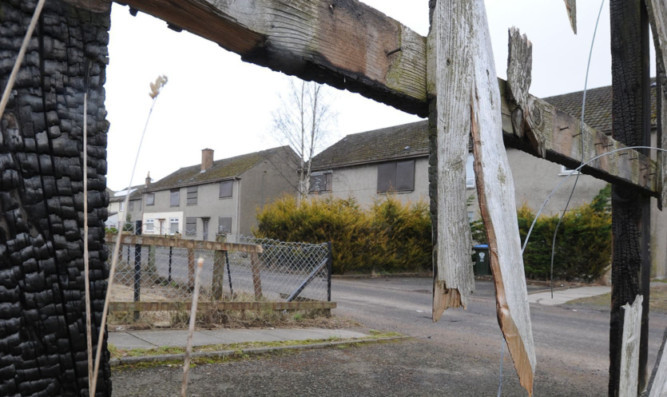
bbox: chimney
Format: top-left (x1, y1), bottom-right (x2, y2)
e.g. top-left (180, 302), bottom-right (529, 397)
top-left (201, 148), bottom-right (214, 172)
top-left (145, 171), bottom-right (152, 187)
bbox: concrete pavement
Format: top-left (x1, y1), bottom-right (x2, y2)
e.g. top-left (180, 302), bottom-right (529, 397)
top-left (109, 327), bottom-right (369, 351)
top-left (107, 283), bottom-right (611, 365)
top-left (528, 285), bottom-right (610, 306)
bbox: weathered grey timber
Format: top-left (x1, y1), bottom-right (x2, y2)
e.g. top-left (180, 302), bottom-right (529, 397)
top-left (563, 0), bottom-right (577, 34)
top-left (0, 0), bottom-right (112, 395)
top-left (117, 0), bottom-right (427, 117)
top-left (427, 0), bottom-right (475, 320)
top-left (619, 295), bottom-right (643, 397)
top-left (117, 0), bottom-right (660, 196)
top-left (646, 0), bottom-right (667, 207)
top-left (470, 2), bottom-right (535, 394)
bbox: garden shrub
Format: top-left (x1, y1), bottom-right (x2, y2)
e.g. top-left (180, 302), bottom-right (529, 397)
top-left (471, 185), bottom-right (612, 281)
top-left (255, 195), bottom-right (431, 274)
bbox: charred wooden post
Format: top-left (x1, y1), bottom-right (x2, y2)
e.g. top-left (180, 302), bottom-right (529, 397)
top-left (608, 0), bottom-right (653, 394)
top-left (0, 0), bottom-right (112, 395)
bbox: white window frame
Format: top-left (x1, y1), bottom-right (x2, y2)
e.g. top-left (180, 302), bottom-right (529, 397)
top-left (144, 219), bottom-right (155, 234)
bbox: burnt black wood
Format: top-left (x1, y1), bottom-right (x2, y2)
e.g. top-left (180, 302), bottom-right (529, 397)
top-left (608, 0), bottom-right (652, 395)
top-left (0, 1), bottom-right (112, 395)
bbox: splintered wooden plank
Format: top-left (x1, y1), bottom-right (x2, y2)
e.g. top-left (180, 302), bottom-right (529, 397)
top-left (470, 1), bottom-right (535, 394)
top-left (563, 0), bottom-right (577, 34)
top-left (105, 233), bottom-right (263, 253)
top-left (428, 0), bottom-right (475, 321)
top-left (619, 295), bottom-right (643, 397)
top-left (117, 0), bottom-right (427, 116)
top-left (117, 0), bottom-right (659, 194)
top-left (646, 0), bottom-right (667, 207)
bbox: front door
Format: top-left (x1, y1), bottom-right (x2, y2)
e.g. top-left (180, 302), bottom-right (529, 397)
top-left (202, 217), bottom-right (210, 241)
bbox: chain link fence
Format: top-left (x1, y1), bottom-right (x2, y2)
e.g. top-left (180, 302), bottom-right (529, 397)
top-left (107, 235), bottom-right (332, 306)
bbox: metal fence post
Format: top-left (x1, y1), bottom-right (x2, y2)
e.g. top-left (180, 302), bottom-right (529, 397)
top-left (188, 248), bottom-right (195, 291)
top-left (212, 234), bottom-right (225, 300)
top-left (327, 241), bottom-right (333, 302)
top-left (133, 220), bottom-right (142, 321)
top-left (168, 246), bottom-right (173, 283)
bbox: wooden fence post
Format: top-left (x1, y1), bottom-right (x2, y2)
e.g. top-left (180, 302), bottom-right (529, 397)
top-left (251, 251), bottom-right (262, 299)
top-left (608, 0), bottom-right (653, 394)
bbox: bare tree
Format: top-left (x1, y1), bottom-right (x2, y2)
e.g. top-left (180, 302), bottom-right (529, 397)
top-left (272, 79), bottom-right (335, 203)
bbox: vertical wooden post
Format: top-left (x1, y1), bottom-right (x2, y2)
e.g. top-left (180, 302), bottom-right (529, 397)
top-left (187, 248), bottom-right (195, 291)
top-left (427, 0), bottom-right (475, 321)
top-left (251, 251), bottom-right (262, 299)
top-left (608, 0), bottom-right (652, 394)
top-left (212, 234), bottom-right (225, 300)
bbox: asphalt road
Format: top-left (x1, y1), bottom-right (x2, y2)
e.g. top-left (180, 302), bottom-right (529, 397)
top-left (111, 278), bottom-right (667, 396)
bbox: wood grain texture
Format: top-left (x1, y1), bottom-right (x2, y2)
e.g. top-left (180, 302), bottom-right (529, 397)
top-left (646, 0), bottom-right (667, 206)
top-left (117, 0), bottom-right (660, 193)
top-left (619, 295), bottom-right (643, 397)
top-left (500, 80), bottom-right (659, 196)
top-left (108, 300), bottom-right (336, 312)
top-left (646, 0), bottom-right (667, 101)
top-left (564, 0), bottom-right (577, 34)
top-left (105, 233), bottom-right (263, 253)
top-left (470, 1), bottom-right (535, 394)
top-left (428, 0), bottom-right (475, 321)
top-left (116, 0), bottom-right (427, 116)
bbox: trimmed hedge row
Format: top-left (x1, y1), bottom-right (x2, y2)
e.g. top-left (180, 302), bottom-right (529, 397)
top-left (257, 185), bottom-right (612, 281)
top-left (254, 196), bottom-right (431, 274)
top-left (471, 185), bottom-right (612, 281)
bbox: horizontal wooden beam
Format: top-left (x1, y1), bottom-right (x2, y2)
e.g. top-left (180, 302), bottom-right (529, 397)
top-left (105, 233), bottom-right (262, 253)
top-left (115, 0), bottom-right (428, 116)
top-left (116, 0), bottom-right (659, 194)
top-left (109, 300), bottom-right (336, 312)
top-left (499, 80), bottom-right (659, 197)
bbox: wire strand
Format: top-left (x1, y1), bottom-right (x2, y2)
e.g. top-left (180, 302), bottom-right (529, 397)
top-left (548, 0), bottom-right (606, 298)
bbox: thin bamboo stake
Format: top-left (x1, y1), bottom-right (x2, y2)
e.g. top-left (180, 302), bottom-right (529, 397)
top-left (82, 87), bottom-right (94, 396)
top-left (181, 258), bottom-right (204, 397)
top-left (90, 75), bottom-right (167, 396)
top-left (0, 0), bottom-right (46, 120)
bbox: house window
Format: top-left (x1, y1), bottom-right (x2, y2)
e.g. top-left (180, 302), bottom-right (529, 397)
top-left (169, 218), bottom-right (179, 235)
top-left (185, 217), bottom-right (197, 236)
top-left (145, 193), bottom-right (154, 206)
top-left (466, 153), bottom-right (475, 188)
top-left (187, 186), bottom-right (198, 206)
top-left (144, 219), bottom-right (154, 233)
top-left (119, 201), bottom-right (125, 211)
top-left (218, 217), bottom-right (232, 234)
top-left (129, 199), bottom-right (141, 211)
top-left (170, 189), bottom-right (180, 207)
top-left (219, 180), bottom-right (233, 198)
top-left (309, 172), bottom-right (332, 193)
top-left (377, 160), bottom-right (415, 193)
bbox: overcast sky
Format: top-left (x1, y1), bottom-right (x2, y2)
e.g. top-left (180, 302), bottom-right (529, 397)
top-left (105, 0), bottom-right (641, 191)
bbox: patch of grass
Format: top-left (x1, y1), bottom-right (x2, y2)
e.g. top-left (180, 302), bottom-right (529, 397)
top-left (109, 331), bottom-right (405, 361)
top-left (567, 283), bottom-right (667, 313)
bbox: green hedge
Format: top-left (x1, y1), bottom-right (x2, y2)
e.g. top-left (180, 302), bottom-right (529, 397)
top-left (471, 185), bottom-right (612, 281)
top-left (254, 196), bottom-right (431, 274)
top-left (257, 185), bottom-right (611, 281)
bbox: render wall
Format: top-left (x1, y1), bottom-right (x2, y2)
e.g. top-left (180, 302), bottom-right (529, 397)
top-left (239, 149), bottom-right (299, 235)
top-left (143, 180), bottom-right (239, 240)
